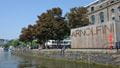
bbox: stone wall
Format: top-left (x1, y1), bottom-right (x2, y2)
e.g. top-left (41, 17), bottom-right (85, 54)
top-left (71, 22), bottom-right (117, 49)
top-left (12, 49), bottom-right (120, 66)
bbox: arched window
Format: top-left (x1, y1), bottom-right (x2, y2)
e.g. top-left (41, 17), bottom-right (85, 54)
top-left (91, 7), bottom-right (94, 12)
top-left (111, 9), bottom-right (115, 13)
top-left (91, 15), bottom-right (95, 24)
top-left (118, 6), bottom-right (120, 12)
top-left (119, 16), bottom-right (120, 20)
top-left (112, 17), bottom-right (115, 20)
top-left (110, 1), bottom-right (114, 3)
top-left (99, 12), bottom-right (104, 23)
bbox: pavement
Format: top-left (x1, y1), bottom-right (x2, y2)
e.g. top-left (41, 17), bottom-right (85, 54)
top-left (33, 48), bottom-right (120, 53)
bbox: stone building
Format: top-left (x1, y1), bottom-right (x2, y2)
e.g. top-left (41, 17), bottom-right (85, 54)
top-left (87, 0), bottom-right (120, 24)
top-left (70, 0), bottom-right (120, 49)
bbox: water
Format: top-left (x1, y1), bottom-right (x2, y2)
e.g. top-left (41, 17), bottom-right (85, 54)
top-left (0, 51), bottom-right (119, 68)
top-left (0, 51), bottom-right (21, 68)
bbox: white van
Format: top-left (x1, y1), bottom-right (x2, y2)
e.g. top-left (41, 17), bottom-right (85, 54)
top-left (45, 40), bottom-right (71, 49)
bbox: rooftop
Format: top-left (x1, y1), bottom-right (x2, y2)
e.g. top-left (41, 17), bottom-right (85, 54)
top-left (86, 0), bottom-right (107, 8)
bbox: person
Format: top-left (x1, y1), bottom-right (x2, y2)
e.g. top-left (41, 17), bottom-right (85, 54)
top-left (116, 42), bottom-right (119, 52)
top-left (110, 45), bottom-right (113, 50)
top-left (61, 46), bottom-right (66, 55)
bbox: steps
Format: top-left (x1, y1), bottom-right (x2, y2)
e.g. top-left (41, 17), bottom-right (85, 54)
top-left (111, 54), bottom-right (120, 65)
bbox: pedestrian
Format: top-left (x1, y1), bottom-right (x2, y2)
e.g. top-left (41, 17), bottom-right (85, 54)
top-left (116, 42), bottom-right (119, 52)
top-left (61, 46), bottom-right (66, 55)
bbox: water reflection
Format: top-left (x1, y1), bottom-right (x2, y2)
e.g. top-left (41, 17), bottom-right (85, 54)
top-left (0, 51), bottom-right (119, 68)
top-left (17, 56), bottom-right (119, 68)
top-left (0, 51), bottom-right (21, 68)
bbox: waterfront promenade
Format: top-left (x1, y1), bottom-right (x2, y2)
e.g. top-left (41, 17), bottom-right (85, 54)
top-left (34, 49), bottom-right (119, 53)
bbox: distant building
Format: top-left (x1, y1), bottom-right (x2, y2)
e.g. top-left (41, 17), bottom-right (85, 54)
top-left (0, 39), bottom-right (8, 46)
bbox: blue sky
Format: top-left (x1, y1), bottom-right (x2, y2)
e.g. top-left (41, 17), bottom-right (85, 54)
top-left (0, 0), bottom-right (96, 40)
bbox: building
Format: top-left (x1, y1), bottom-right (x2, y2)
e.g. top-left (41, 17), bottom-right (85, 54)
top-left (87, 0), bottom-right (120, 24)
top-left (0, 39), bottom-right (8, 46)
top-left (71, 0), bottom-right (120, 49)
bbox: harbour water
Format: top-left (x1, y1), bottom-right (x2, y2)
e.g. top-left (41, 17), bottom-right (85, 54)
top-left (0, 50), bottom-right (22, 68)
top-left (0, 49), bottom-right (119, 68)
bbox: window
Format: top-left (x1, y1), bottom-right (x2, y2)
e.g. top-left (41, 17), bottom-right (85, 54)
top-left (111, 9), bottom-right (115, 13)
top-left (112, 17), bottom-right (115, 20)
top-left (91, 15), bottom-right (95, 24)
top-left (118, 6), bottom-right (120, 12)
top-left (99, 6), bottom-right (102, 8)
top-left (91, 7), bottom-right (94, 12)
top-left (99, 0), bottom-right (105, 2)
top-left (110, 1), bottom-right (114, 3)
top-left (119, 16), bottom-right (120, 20)
top-left (99, 12), bottom-right (104, 23)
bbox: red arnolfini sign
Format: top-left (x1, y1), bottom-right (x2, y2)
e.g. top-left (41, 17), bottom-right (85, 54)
top-left (71, 22), bottom-right (119, 48)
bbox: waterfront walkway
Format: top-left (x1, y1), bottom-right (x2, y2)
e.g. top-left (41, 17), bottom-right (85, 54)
top-left (36, 49), bottom-right (120, 53)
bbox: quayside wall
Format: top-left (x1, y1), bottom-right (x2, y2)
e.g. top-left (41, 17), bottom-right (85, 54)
top-left (12, 49), bottom-right (120, 66)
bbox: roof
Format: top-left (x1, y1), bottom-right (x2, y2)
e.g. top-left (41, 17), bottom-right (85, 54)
top-left (85, 0), bottom-right (99, 8)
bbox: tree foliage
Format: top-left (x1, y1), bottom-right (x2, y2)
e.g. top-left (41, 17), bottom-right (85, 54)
top-left (66, 7), bottom-right (89, 29)
top-left (19, 7), bottom-right (70, 47)
top-left (4, 39), bottom-right (20, 48)
top-left (36, 7), bottom-right (69, 41)
top-left (19, 24), bottom-right (36, 42)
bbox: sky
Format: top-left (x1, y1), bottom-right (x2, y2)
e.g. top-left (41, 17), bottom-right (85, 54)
top-left (0, 0), bottom-right (96, 40)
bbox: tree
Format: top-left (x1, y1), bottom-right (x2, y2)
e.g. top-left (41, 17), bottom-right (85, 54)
top-left (4, 39), bottom-right (20, 48)
top-left (19, 24), bottom-right (36, 42)
top-left (36, 7), bottom-right (70, 48)
top-left (11, 40), bottom-right (20, 47)
top-left (66, 7), bottom-right (89, 29)
top-left (19, 7), bottom-right (71, 48)
top-left (19, 24), bottom-right (38, 48)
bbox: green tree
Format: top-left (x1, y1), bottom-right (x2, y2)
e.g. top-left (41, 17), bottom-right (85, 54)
top-left (66, 7), bottom-right (89, 29)
top-left (19, 24), bottom-right (36, 42)
top-left (4, 39), bottom-right (20, 48)
top-left (36, 7), bottom-right (70, 43)
top-left (11, 40), bottom-right (20, 47)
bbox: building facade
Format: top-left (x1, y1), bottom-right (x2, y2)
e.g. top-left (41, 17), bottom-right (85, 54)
top-left (0, 39), bottom-right (8, 46)
top-left (70, 0), bottom-right (120, 49)
top-left (87, 0), bottom-right (120, 24)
